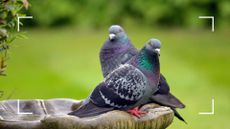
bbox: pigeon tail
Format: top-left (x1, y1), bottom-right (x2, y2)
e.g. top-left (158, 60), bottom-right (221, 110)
top-left (172, 108), bottom-right (187, 124)
top-left (68, 101), bottom-right (113, 118)
top-left (151, 93), bottom-right (185, 109)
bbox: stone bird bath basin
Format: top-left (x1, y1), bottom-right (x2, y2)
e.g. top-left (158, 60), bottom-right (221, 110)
top-left (0, 99), bottom-right (174, 129)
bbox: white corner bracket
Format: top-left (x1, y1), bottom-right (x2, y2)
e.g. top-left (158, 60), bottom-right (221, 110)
top-left (199, 97), bottom-right (215, 115)
top-left (17, 15), bottom-right (33, 32)
top-left (198, 16), bottom-right (215, 32)
top-left (17, 99), bottom-right (33, 115)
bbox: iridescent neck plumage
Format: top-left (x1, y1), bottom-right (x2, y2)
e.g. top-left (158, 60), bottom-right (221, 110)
top-left (140, 50), bottom-right (158, 70)
top-left (135, 48), bottom-right (160, 86)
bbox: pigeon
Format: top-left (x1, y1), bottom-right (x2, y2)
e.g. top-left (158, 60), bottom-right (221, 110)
top-left (100, 25), bottom-right (138, 77)
top-left (68, 39), bottom-right (161, 118)
top-left (99, 25), bottom-right (186, 122)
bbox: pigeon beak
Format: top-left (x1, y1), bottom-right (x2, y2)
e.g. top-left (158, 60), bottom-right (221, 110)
top-left (155, 48), bottom-right (160, 56)
top-left (109, 33), bottom-right (116, 40)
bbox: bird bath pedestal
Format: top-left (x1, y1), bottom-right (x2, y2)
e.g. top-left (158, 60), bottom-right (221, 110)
top-left (0, 99), bottom-right (174, 129)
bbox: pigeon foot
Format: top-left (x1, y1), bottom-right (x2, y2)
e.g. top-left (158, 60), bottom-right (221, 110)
top-left (127, 107), bottom-right (146, 118)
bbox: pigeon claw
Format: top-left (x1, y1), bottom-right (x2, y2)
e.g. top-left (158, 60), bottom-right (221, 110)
top-left (127, 107), bottom-right (146, 118)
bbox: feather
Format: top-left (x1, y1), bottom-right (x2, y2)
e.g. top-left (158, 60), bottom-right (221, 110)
top-left (151, 93), bottom-right (185, 109)
top-left (68, 100), bottom-right (113, 118)
top-left (172, 108), bottom-right (187, 124)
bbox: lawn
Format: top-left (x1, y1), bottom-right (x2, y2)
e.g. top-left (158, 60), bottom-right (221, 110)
top-left (0, 26), bottom-right (229, 129)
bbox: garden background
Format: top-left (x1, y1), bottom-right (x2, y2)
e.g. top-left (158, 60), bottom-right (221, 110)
top-left (1, 0), bottom-right (230, 129)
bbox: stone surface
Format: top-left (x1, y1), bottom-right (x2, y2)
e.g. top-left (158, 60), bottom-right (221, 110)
top-left (0, 99), bottom-right (174, 129)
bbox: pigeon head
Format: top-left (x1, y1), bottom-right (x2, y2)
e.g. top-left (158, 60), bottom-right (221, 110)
top-left (108, 25), bottom-right (128, 43)
top-left (135, 38), bottom-right (161, 71)
top-left (144, 38), bottom-right (161, 56)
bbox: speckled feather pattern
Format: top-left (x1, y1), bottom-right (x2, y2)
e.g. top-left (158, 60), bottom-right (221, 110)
top-left (104, 64), bottom-right (147, 101)
top-left (90, 64), bottom-right (148, 109)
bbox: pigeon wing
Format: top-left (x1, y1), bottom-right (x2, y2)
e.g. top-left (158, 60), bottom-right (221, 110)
top-left (90, 64), bottom-right (148, 109)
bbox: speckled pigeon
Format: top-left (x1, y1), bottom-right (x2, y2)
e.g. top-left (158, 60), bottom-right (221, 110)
top-left (99, 25), bottom-right (186, 122)
top-left (69, 39), bottom-right (161, 118)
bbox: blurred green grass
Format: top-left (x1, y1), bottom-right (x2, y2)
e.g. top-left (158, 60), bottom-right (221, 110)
top-left (0, 27), bottom-right (230, 129)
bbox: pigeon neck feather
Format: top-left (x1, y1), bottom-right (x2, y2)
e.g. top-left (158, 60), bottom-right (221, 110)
top-left (137, 49), bottom-right (159, 72)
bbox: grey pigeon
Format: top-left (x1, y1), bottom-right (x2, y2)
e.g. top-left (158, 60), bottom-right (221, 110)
top-left (69, 39), bottom-right (161, 118)
top-left (100, 25), bottom-right (138, 77)
top-left (99, 25), bottom-right (186, 122)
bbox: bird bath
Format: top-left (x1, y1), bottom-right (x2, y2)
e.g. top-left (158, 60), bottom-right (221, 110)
top-left (0, 99), bottom-right (174, 129)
